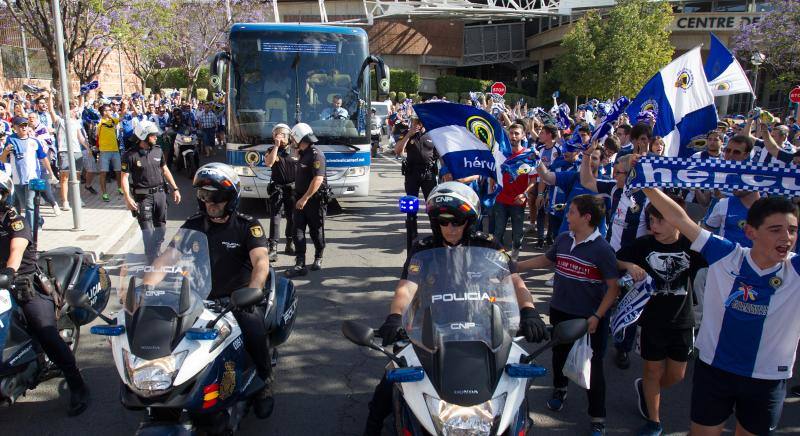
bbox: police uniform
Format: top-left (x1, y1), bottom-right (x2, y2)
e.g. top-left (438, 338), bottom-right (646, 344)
top-left (0, 207), bottom-right (85, 392)
top-left (179, 212), bottom-right (272, 380)
top-left (402, 131), bottom-right (438, 200)
top-left (266, 145), bottom-right (297, 251)
top-left (293, 145), bottom-right (326, 265)
top-left (122, 145), bottom-right (168, 262)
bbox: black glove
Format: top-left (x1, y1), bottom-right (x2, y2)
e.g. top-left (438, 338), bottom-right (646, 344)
top-left (518, 307), bottom-right (549, 343)
top-left (377, 313), bottom-right (402, 347)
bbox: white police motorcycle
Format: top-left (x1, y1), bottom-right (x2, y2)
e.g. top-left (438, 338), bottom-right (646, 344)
top-left (92, 229), bottom-right (297, 434)
top-left (343, 246), bottom-right (587, 435)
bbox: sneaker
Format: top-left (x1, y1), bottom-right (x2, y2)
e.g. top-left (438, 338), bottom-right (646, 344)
top-left (792, 385), bottom-right (800, 397)
top-left (615, 350), bottom-right (631, 370)
top-left (61, 203), bottom-right (71, 211)
top-left (634, 378), bottom-right (649, 420)
top-left (637, 420), bottom-right (663, 436)
top-left (285, 264), bottom-right (308, 278)
top-left (589, 422), bottom-right (606, 436)
top-left (546, 389), bottom-right (567, 412)
top-left (511, 248), bottom-right (520, 261)
top-left (285, 241), bottom-right (295, 255)
top-left (268, 247), bottom-right (278, 263)
top-left (53, 205), bottom-right (61, 216)
top-left (545, 278), bottom-right (554, 286)
top-left (86, 186), bottom-right (98, 195)
top-left (310, 257), bottom-right (323, 271)
top-left (102, 193), bottom-right (110, 202)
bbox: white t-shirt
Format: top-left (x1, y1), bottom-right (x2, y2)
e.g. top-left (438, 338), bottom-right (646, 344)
top-left (55, 115), bottom-right (84, 153)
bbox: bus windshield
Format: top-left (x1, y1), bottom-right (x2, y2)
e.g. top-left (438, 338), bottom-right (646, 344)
top-left (229, 30), bottom-right (370, 145)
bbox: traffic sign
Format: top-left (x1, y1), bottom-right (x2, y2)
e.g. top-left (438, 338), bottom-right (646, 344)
top-left (491, 82), bottom-right (506, 96)
top-left (790, 86), bottom-right (800, 103)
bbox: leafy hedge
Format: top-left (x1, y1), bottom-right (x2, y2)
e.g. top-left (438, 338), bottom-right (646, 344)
top-left (147, 67), bottom-right (212, 97)
top-left (435, 75), bottom-right (493, 95)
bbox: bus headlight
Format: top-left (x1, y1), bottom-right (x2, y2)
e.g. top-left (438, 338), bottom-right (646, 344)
top-left (234, 166), bottom-right (255, 177)
top-left (345, 167), bottom-right (367, 177)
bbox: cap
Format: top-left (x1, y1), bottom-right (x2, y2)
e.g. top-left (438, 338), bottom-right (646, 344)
top-left (12, 116), bottom-right (28, 126)
top-left (272, 123), bottom-right (291, 133)
top-left (290, 123), bottom-right (318, 144)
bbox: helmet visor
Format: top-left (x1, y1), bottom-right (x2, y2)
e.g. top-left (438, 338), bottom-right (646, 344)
top-left (197, 188), bottom-right (233, 204)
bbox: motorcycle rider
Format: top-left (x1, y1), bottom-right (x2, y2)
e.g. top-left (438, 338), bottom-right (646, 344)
top-left (0, 172), bottom-right (90, 416)
top-left (176, 162), bottom-right (275, 418)
top-left (362, 181), bottom-right (550, 435)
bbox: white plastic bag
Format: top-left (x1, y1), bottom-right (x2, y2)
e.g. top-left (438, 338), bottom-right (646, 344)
top-left (563, 333), bottom-right (593, 389)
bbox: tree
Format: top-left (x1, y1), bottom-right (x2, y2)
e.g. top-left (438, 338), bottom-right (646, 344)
top-left (552, 0), bottom-right (674, 99)
top-left (733, 0), bottom-right (800, 94)
top-left (112, 1), bottom-right (175, 92)
top-left (72, 43), bottom-right (112, 84)
top-left (1, 0), bottom-right (124, 88)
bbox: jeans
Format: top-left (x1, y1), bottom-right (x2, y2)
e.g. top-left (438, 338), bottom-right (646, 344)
top-left (492, 202), bottom-right (525, 250)
top-left (550, 307), bottom-right (609, 419)
top-left (14, 183), bottom-right (37, 229)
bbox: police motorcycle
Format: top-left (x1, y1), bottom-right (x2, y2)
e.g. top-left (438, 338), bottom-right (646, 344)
top-left (92, 229), bottom-right (297, 435)
top-left (175, 128), bottom-right (200, 178)
top-left (342, 246), bottom-right (588, 436)
top-left (370, 110), bottom-right (382, 158)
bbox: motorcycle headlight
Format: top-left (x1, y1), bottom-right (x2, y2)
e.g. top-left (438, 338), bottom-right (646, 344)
top-left (210, 318), bottom-right (232, 352)
top-left (183, 137), bottom-right (191, 143)
top-left (345, 167), bottom-right (367, 177)
top-left (234, 166), bottom-right (255, 177)
top-left (123, 349), bottom-right (188, 397)
top-left (424, 393), bottom-right (506, 436)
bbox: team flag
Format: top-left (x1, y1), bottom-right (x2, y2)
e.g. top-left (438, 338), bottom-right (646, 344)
top-left (704, 33), bottom-right (754, 97)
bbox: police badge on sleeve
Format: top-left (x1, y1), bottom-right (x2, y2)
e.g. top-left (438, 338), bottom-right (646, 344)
top-left (10, 220), bottom-right (23, 232)
top-left (250, 225), bottom-right (264, 238)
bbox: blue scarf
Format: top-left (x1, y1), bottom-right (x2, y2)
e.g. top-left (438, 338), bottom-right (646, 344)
top-left (611, 274), bottom-right (655, 340)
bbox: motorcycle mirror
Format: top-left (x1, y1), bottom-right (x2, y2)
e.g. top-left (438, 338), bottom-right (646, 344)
top-left (553, 318), bottom-right (589, 344)
top-left (231, 287), bottom-right (264, 308)
top-left (341, 320), bottom-right (375, 348)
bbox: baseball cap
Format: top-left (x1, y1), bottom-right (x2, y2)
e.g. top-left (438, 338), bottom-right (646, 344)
top-left (290, 123), bottom-right (318, 144)
top-left (12, 116), bottom-right (28, 126)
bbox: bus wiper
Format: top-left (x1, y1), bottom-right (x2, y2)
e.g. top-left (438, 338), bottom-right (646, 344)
top-left (237, 143), bottom-right (262, 150)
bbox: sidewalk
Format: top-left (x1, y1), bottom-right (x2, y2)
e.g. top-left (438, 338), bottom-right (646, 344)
top-left (35, 185), bottom-right (137, 257)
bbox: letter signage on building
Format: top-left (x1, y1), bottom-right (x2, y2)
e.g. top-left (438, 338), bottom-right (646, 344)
top-left (671, 13), bottom-right (762, 31)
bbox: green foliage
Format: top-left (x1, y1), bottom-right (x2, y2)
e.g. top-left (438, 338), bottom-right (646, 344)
top-left (389, 91), bottom-right (397, 101)
top-left (435, 75), bottom-right (493, 94)
top-left (196, 88), bottom-right (208, 101)
top-left (390, 69), bottom-right (421, 94)
top-left (147, 67), bottom-right (211, 96)
top-left (396, 91), bottom-right (408, 101)
top-left (553, 0), bottom-right (674, 99)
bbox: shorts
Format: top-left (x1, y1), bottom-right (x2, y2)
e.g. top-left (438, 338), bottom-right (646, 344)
top-left (691, 360), bottom-right (786, 435)
top-left (98, 151), bottom-right (121, 172)
top-left (82, 149), bottom-right (97, 172)
top-left (640, 325), bottom-right (693, 362)
top-left (57, 151), bottom-right (84, 172)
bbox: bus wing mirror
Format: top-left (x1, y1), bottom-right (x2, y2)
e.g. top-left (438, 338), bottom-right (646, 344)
top-left (375, 57), bottom-right (390, 99)
top-left (210, 51), bottom-right (230, 93)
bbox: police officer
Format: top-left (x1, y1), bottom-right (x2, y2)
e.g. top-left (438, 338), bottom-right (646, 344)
top-left (362, 182), bottom-right (549, 435)
top-left (179, 162), bottom-right (275, 418)
top-left (263, 124), bottom-right (297, 262)
top-left (285, 123), bottom-right (326, 278)
top-left (0, 173), bottom-right (90, 416)
top-left (393, 114), bottom-right (438, 242)
top-left (121, 120), bottom-right (181, 263)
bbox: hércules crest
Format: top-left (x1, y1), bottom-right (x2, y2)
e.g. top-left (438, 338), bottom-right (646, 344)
top-left (466, 115), bottom-right (495, 151)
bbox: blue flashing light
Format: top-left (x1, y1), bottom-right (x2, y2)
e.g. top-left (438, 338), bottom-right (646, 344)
top-left (505, 363), bottom-right (548, 378)
top-left (386, 367), bottom-right (425, 383)
top-left (186, 328), bottom-right (219, 341)
top-left (28, 178), bottom-right (48, 192)
top-left (399, 196), bottom-right (420, 214)
top-left (90, 325), bottom-right (125, 336)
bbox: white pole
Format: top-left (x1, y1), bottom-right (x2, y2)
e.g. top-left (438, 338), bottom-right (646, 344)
top-left (51, 0), bottom-right (82, 230)
top-left (118, 44), bottom-right (125, 95)
top-left (224, 0), bottom-right (232, 22)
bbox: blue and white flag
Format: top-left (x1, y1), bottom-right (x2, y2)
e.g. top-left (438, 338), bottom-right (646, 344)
top-left (501, 149), bottom-right (539, 183)
top-left (611, 275), bottom-right (655, 341)
top-left (556, 104), bottom-right (572, 130)
top-left (590, 96), bottom-right (630, 144)
top-left (413, 102), bottom-right (512, 187)
top-left (704, 33), bottom-right (754, 97)
top-left (626, 156), bottom-right (800, 197)
top-left (626, 46), bottom-right (718, 158)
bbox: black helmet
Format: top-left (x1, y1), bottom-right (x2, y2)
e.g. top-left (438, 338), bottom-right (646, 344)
top-left (192, 162), bottom-right (241, 217)
top-left (426, 182), bottom-right (480, 243)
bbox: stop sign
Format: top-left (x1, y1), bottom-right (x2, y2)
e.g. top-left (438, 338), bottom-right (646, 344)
top-left (790, 86), bottom-right (800, 103)
top-left (491, 82), bottom-right (506, 96)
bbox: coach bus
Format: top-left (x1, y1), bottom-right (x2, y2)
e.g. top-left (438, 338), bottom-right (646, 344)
top-left (210, 23), bottom-right (389, 199)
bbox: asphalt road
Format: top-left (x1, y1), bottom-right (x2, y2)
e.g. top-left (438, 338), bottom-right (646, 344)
top-left (2, 147), bottom-right (799, 436)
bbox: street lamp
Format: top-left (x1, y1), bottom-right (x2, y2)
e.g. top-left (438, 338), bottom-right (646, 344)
top-left (750, 51), bottom-right (765, 110)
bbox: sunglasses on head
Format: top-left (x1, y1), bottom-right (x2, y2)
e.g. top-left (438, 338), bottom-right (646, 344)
top-left (438, 216), bottom-right (467, 227)
top-left (197, 189), bottom-right (230, 204)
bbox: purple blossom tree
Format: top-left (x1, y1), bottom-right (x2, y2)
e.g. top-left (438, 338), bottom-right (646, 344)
top-left (733, 0), bottom-right (800, 93)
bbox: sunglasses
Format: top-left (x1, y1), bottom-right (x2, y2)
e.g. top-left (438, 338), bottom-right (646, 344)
top-left (196, 189), bottom-right (230, 204)
top-left (438, 216), bottom-right (467, 227)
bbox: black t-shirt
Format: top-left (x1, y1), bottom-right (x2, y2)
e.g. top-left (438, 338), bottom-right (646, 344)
top-left (405, 132), bottom-right (437, 169)
top-left (618, 235), bottom-right (706, 329)
top-left (401, 232), bottom-right (515, 280)
top-left (121, 145), bottom-right (165, 189)
top-left (266, 145), bottom-right (297, 185)
top-left (0, 208), bottom-right (37, 275)
top-left (179, 213), bottom-right (268, 299)
top-left (295, 145), bottom-right (326, 195)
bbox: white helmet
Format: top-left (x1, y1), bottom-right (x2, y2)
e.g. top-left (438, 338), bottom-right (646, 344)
top-left (0, 171), bottom-right (13, 203)
top-left (290, 123), bottom-right (318, 144)
top-left (134, 120), bottom-right (161, 140)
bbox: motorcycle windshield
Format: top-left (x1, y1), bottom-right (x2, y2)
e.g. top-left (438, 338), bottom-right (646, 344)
top-left (401, 247), bottom-right (520, 352)
top-left (119, 229), bottom-right (212, 315)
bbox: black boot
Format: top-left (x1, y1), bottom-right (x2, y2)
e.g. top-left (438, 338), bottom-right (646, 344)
top-left (285, 240), bottom-right (295, 255)
top-left (285, 259), bottom-right (307, 278)
top-left (253, 385), bottom-right (274, 419)
top-left (268, 242), bottom-right (278, 262)
top-left (67, 383), bottom-right (90, 417)
top-left (310, 257), bottom-right (322, 271)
